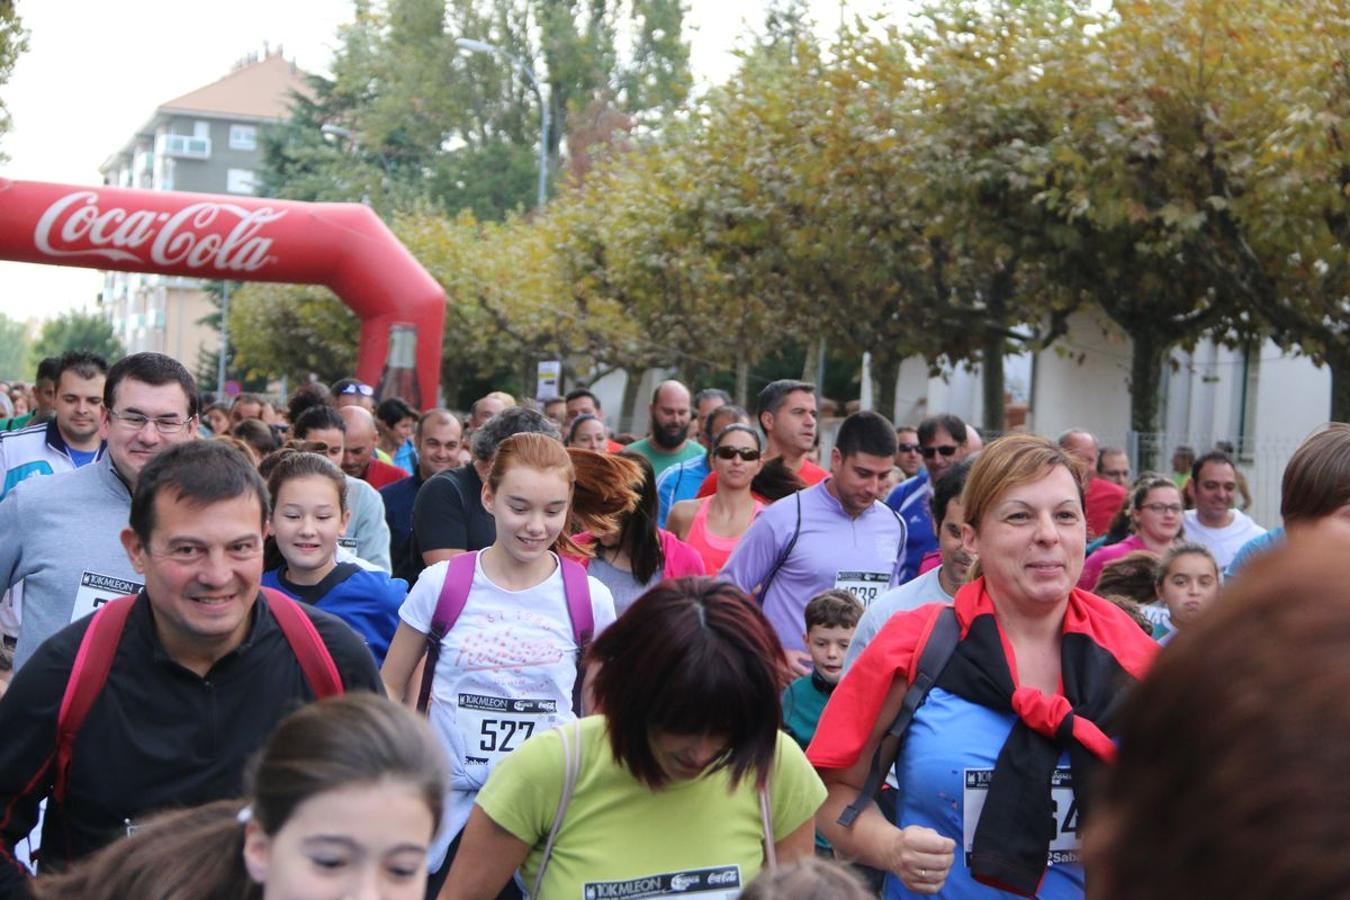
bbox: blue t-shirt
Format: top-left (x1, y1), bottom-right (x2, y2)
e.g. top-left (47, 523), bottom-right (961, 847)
top-left (890, 686), bottom-right (1085, 899)
top-left (67, 448), bottom-right (98, 468)
top-left (262, 563), bottom-right (407, 666)
top-left (885, 470), bottom-right (937, 584)
top-left (655, 454), bottom-right (711, 528)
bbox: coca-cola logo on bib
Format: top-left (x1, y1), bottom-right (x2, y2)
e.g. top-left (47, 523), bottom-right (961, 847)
top-left (33, 190), bottom-right (286, 272)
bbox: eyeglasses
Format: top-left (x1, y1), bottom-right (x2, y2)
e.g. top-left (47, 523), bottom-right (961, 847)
top-left (896, 442), bottom-right (922, 454)
top-left (108, 409), bottom-right (193, 434)
top-left (1140, 503), bottom-right (1184, 515)
top-left (338, 383), bottom-right (374, 396)
top-left (714, 446), bottom-right (762, 462)
top-left (919, 445), bottom-right (959, 459)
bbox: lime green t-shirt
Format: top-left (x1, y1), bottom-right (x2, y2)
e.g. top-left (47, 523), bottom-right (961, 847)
top-left (476, 716), bottom-right (826, 898)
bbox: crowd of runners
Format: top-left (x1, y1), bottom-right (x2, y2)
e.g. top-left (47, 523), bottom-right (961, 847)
top-left (0, 348), bottom-right (1348, 899)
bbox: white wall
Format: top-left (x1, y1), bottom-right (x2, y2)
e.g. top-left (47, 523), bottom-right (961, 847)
top-left (1026, 308), bottom-right (1133, 445)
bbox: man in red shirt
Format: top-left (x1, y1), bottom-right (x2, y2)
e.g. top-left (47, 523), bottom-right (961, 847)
top-left (697, 379), bottom-right (826, 497)
top-left (1059, 428), bottom-right (1126, 540)
top-left (338, 406), bottom-right (408, 490)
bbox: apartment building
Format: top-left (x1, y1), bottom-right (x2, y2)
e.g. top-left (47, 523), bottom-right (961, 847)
top-left (97, 52), bottom-right (309, 369)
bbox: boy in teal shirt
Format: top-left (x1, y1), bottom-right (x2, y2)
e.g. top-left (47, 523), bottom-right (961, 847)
top-left (782, 589), bottom-right (861, 853)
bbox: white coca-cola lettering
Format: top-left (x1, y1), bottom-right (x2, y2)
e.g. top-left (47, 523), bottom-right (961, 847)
top-left (32, 190), bottom-right (285, 272)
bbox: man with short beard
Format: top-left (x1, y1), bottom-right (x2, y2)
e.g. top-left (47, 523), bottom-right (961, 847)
top-left (625, 380), bottom-right (703, 479)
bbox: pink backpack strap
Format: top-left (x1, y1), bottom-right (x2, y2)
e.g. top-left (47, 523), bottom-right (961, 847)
top-left (558, 558), bottom-right (593, 715)
top-left (54, 595), bottom-right (138, 804)
top-left (262, 588), bottom-right (344, 698)
top-left (558, 557), bottom-right (593, 648)
top-left (417, 551), bottom-right (478, 713)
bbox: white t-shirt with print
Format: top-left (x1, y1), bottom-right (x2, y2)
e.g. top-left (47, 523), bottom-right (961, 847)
top-left (399, 551), bottom-right (617, 867)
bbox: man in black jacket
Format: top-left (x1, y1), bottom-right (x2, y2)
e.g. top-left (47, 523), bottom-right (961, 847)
top-left (0, 441), bottom-right (381, 896)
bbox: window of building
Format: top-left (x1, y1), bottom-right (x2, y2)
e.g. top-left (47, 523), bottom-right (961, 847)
top-left (226, 168), bottom-right (257, 195)
top-left (229, 124), bottom-right (258, 150)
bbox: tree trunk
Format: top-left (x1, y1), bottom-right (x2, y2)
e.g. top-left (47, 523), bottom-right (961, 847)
top-left (735, 357), bottom-right (750, 409)
top-left (980, 328), bottom-right (1005, 437)
top-left (1128, 327), bottom-right (1167, 473)
top-left (1331, 353), bottom-right (1350, 423)
top-left (620, 367), bottom-right (644, 435)
top-left (875, 353), bottom-right (901, 424)
top-left (802, 336), bottom-right (823, 386)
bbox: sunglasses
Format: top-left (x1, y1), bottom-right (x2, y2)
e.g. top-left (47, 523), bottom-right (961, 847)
top-left (896, 442), bottom-right (922, 454)
top-left (714, 446), bottom-right (762, 462)
top-left (919, 445), bottom-right (959, 459)
top-left (338, 383), bottom-right (375, 396)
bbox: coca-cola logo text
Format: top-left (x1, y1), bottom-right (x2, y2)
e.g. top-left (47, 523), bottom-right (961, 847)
top-left (33, 191), bottom-right (286, 272)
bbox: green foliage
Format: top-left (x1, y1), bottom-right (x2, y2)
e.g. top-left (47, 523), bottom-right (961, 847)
top-left (30, 312), bottom-right (124, 370)
top-left (0, 311), bottom-right (28, 381)
top-left (261, 0), bottom-right (692, 221)
top-left (0, 0), bottom-right (28, 161)
top-left (243, 0), bottom-right (1346, 423)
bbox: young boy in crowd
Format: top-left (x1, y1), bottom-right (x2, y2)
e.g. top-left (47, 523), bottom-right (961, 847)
top-left (783, 589), bottom-right (862, 751)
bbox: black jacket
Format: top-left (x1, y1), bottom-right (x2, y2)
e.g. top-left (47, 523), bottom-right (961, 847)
top-left (0, 591), bottom-right (383, 896)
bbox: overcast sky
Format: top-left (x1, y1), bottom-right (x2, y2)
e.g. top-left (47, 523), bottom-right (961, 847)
top-left (0, 0), bottom-right (897, 328)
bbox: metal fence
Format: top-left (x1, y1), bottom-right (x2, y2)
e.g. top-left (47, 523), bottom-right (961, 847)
top-left (1123, 431), bottom-right (1301, 530)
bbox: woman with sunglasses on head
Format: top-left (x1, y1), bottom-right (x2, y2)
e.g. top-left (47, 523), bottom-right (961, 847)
top-left (1078, 475), bottom-right (1186, 591)
top-left (668, 424), bottom-right (767, 575)
top-left (573, 452), bottom-right (705, 617)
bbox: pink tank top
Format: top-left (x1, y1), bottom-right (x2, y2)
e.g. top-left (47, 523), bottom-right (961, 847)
top-left (686, 497), bottom-right (764, 574)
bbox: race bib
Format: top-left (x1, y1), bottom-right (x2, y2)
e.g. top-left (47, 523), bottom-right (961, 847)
top-left (963, 767), bottom-right (1080, 866)
top-left (71, 571), bottom-right (143, 624)
top-left (457, 693), bottom-right (559, 768)
top-left (583, 865), bottom-right (742, 899)
top-left (834, 570), bottom-right (889, 607)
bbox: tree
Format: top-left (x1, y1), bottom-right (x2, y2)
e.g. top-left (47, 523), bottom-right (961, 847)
top-left (0, 311), bottom-right (28, 381)
top-left (228, 284), bottom-right (359, 387)
top-left (0, 0), bottom-right (28, 160)
top-left (261, 0), bottom-right (692, 221)
top-left (1038, 0), bottom-right (1349, 455)
top-left (30, 311), bottom-right (123, 369)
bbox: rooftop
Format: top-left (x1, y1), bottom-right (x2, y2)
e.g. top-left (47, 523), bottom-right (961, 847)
top-left (158, 52), bottom-right (312, 121)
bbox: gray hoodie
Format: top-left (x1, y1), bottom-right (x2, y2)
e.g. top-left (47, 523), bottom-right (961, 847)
top-left (0, 454), bottom-right (144, 670)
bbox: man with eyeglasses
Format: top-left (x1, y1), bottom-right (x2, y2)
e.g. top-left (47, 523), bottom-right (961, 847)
top-left (885, 413), bottom-right (974, 584)
top-left (894, 425), bottom-right (923, 478)
top-left (0, 353), bottom-right (199, 673)
top-left (1097, 446), bottom-right (1132, 487)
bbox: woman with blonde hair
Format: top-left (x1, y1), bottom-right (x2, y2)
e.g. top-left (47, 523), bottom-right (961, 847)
top-left (811, 434), bottom-right (1157, 898)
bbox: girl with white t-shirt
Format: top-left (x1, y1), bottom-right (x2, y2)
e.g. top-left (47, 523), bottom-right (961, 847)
top-left (380, 434), bottom-right (642, 894)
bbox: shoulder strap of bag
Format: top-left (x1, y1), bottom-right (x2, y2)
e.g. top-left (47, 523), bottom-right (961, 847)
top-left (755, 491), bottom-right (802, 605)
top-left (262, 588), bottom-right (344, 698)
top-left (837, 604), bottom-right (961, 827)
top-left (559, 557), bottom-right (593, 648)
top-left (417, 551), bottom-right (478, 713)
top-left (54, 594), bottom-right (137, 804)
top-left (759, 782), bottom-right (777, 874)
top-left (531, 718), bottom-right (586, 898)
top-left (559, 557), bottom-right (593, 716)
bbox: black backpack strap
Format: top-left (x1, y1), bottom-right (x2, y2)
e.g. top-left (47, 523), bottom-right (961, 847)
top-left (755, 492), bottom-right (802, 605)
top-left (838, 604), bottom-right (961, 827)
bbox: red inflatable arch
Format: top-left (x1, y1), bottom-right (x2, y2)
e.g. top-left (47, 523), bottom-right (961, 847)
top-left (0, 179), bottom-right (445, 408)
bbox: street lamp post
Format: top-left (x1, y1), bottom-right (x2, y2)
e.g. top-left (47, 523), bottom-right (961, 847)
top-left (455, 37), bottom-right (549, 209)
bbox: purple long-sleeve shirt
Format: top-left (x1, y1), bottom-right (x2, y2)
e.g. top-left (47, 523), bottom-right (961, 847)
top-left (720, 479), bottom-right (906, 654)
